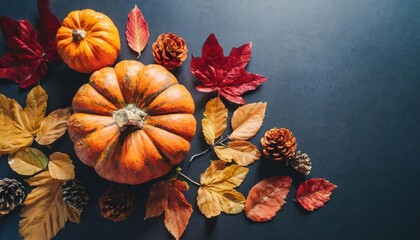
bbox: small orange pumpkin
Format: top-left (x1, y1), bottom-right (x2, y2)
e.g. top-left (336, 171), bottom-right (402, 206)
top-left (67, 60), bottom-right (196, 184)
top-left (56, 9), bottom-right (121, 73)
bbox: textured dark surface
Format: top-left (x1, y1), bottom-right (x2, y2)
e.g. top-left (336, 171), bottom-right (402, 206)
top-left (1, 0), bottom-right (419, 239)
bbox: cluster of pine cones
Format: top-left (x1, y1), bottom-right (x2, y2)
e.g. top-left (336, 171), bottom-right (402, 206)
top-left (261, 127), bottom-right (312, 175)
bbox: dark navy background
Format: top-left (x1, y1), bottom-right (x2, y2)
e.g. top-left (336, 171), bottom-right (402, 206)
top-left (1, 0), bottom-right (419, 239)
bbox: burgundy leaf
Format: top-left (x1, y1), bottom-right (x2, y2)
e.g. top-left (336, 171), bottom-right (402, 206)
top-left (296, 178), bottom-right (337, 211)
top-left (191, 33), bottom-right (267, 104)
top-left (0, 0), bottom-right (60, 88)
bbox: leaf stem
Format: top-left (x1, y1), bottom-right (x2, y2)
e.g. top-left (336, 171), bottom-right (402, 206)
top-left (189, 145), bottom-right (213, 162)
top-left (178, 172), bottom-right (200, 187)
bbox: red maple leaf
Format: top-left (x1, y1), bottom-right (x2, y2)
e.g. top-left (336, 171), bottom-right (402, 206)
top-left (190, 33), bottom-right (267, 104)
top-left (296, 178), bottom-right (337, 211)
top-left (0, 0), bottom-right (61, 88)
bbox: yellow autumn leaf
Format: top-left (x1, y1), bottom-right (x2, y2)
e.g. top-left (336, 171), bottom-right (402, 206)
top-left (214, 141), bottom-right (261, 166)
top-left (22, 85), bottom-right (47, 133)
top-left (36, 107), bottom-right (71, 145)
top-left (0, 95), bottom-right (33, 154)
top-left (197, 160), bottom-right (249, 218)
top-left (20, 170), bottom-right (75, 240)
top-left (229, 102), bottom-right (267, 141)
top-left (8, 147), bottom-right (49, 176)
top-left (48, 152), bottom-right (75, 180)
top-left (202, 97), bottom-right (228, 145)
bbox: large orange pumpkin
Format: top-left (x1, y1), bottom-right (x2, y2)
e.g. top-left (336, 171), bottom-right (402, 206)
top-left (56, 9), bottom-right (120, 73)
top-left (67, 60), bottom-right (196, 184)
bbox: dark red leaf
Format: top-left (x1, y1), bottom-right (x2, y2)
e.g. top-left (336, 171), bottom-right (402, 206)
top-left (37, 0), bottom-right (61, 62)
top-left (0, 0), bottom-right (61, 88)
top-left (245, 176), bottom-right (292, 222)
top-left (191, 33), bottom-right (267, 104)
top-left (296, 178), bottom-right (337, 211)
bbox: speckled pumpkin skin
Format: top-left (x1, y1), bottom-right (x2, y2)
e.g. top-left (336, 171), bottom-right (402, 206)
top-left (68, 60), bottom-right (196, 185)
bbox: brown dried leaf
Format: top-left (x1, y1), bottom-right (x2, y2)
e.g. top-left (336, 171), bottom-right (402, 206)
top-left (202, 97), bottom-right (228, 145)
top-left (245, 176), bottom-right (292, 222)
top-left (48, 152), bottom-right (75, 180)
top-left (197, 160), bottom-right (248, 218)
top-left (229, 102), bottom-right (266, 141)
top-left (214, 141), bottom-right (260, 166)
top-left (20, 170), bottom-right (74, 240)
top-left (8, 147), bottom-right (48, 175)
top-left (145, 179), bottom-right (192, 240)
top-left (36, 107), bottom-right (71, 145)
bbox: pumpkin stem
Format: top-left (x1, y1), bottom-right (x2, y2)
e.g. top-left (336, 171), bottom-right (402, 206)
top-left (72, 29), bottom-right (87, 41)
top-left (113, 104), bottom-right (147, 131)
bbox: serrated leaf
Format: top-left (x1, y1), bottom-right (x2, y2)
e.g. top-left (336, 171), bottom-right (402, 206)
top-left (296, 178), bottom-right (337, 211)
top-left (8, 147), bottom-right (48, 175)
top-left (19, 170), bottom-right (74, 240)
top-left (48, 152), bottom-right (75, 180)
top-left (229, 102), bottom-right (266, 140)
top-left (126, 5), bottom-right (149, 58)
top-left (202, 97), bottom-right (228, 145)
top-left (36, 107), bottom-right (71, 145)
top-left (145, 179), bottom-right (192, 240)
top-left (197, 160), bottom-right (248, 218)
top-left (22, 85), bottom-right (47, 133)
top-left (245, 176), bottom-right (292, 222)
top-left (214, 141), bottom-right (260, 166)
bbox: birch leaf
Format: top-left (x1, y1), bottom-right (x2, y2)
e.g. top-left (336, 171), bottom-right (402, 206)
top-left (245, 176), bottom-right (292, 222)
top-left (214, 141), bottom-right (260, 166)
top-left (48, 152), bottom-right (75, 180)
top-left (202, 97), bottom-right (228, 145)
top-left (36, 107), bottom-right (71, 145)
top-left (229, 102), bottom-right (266, 140)
top-left (197, 160), bottom-right (248, 218)
top-left (8, 147), bottom-right (48, 175)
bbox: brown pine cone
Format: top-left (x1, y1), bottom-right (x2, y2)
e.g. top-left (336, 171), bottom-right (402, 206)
top-left (152, 33), bottom-right (188, 70)
top-left (288, 150), bottom-right (312, 175)
top-left (99, 186), bottom-right (135, 222)
top-left (261, 127), bottom-right (297, 161)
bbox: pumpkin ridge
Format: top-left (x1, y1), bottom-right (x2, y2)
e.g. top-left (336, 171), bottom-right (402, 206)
top-left (89, 67), bottom-right (125, 108)
top-left (145, 114), bottom-right (196, 142)
top-left (72, 84), bottom-right (118, 115)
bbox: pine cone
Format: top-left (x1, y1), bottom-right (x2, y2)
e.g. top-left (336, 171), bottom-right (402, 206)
top-left (62, 180), bottom-right (89, 213)
top-left (152, 33), bottom-right (188, 70)
top-left (288, 150), bottom-right (312, 175)
top-left (261, 127), bottom-right (297, 161)
top-left (0, 178), bottom-right (25, 214)
top-left (99, 186), bottom-right (134, 222)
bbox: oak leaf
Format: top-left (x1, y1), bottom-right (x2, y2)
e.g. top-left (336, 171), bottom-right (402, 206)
top-left (229, 102), bottom-right (266, 141)
top-left (0, 0), bottom-right (61, 88)
top-left (296, 178), bottom-right (337, 211)
top-left (126, 5), bottom-right (149, 58)
top-left (197, 160), bottom-right (249, 218)
top-left (8, 147), bottom-right (48, 176)
top-left (48, 152), bottom-right (75, 180)
top-left (191, 33), bottom-right (267, 104)
top-left (202, 96), bottom-right (228, 145)
top-left (19, 170), bottom-right (80, 240)
top-left (245, 176), bottom-right (292, 222)
top-left (145, 179), bottom-right (192, 240)
top-left (0, 85), bottom-right (70, 154)
top-left (214, 141), bottom-right (260, 166)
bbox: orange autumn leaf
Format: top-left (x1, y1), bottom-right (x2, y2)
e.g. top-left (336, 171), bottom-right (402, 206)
top-left (126, 5), bottom-right (149, 58)
top-left (296, 178), bottom-right (337, 211)
top-left (201, 96), bottom-right (228, 145)
top-left (145, 179), bottom-right (192, 240)
top-left (245, 176), bottom-right (292, 222)
top-left (229, 102), bottom-right (266, 141)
